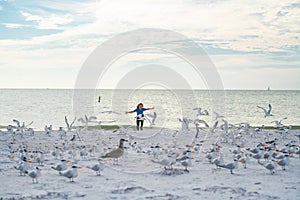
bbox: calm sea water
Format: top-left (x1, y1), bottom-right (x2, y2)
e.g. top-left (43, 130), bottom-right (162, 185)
top-left (0, 89), bottom-right (299, 130)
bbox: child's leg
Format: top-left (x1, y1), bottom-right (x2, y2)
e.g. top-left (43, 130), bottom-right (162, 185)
top-left (136, 120), bottom-right (140, 131)
top-left (140, 120), bottom-right (144, 130)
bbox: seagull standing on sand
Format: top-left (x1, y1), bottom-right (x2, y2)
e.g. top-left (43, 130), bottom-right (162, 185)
top-left (80, 146), bottom-right (88, 159)
top-left (176, 156), bottom-right (193, 172)
top-left (87, 159), bottom-right (105, 176)
top-left (249, 149), bottom-right (264, 163)
top-left (36, 151), bottom-right (45, 166)
top-left (60, 165), bottom-right (81, 182)
top-left (212, 153), bottom-right (224, 169)
top-left (7, 125), bottom-right (13, 134)
top-left (257, 104), bottom-right (273, 118)
top-left (101, 139), bottom-right (128, 165)
top-left (26, 166), bottom-right (41, 183)
top-left (51, 159), bottom-right (70, 174)
top-left (276, 154), bottom-right (290, 170)
top-left (152, 156), bottom-right (176, 170)
top-left (15, 159), bottom-right (30, 176)
top-left (217, 159), bottom-right (240, 174)
top-left (258, 160), bottom-right (276, 174)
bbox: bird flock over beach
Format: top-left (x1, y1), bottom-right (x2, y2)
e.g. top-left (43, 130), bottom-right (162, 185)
top-left (0, 103), bottom-right (300, 199)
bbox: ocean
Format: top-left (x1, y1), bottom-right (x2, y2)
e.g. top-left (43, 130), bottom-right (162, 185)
top-left (0, 89), bottom-right (299, 130)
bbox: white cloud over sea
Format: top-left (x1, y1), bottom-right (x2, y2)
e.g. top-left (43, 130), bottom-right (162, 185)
top-left (0, 0), bottom-right (299, 89)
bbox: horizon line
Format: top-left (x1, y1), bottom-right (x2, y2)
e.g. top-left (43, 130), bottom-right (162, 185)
top-left (0, 87), bottom-right (299, 91)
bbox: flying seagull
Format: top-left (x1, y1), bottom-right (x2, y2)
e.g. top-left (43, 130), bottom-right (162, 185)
top-left (145, 112), bottom-right (157, 128)
top-left (257, 104), bottom-right (273, 118)
top-left (65, 116), bottom-right (76, 131)
top-left (271, 117), bottom-right (287, 128)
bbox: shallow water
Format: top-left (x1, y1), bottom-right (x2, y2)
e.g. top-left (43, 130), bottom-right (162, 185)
top-left (0, 89), bottom-right (299, 129)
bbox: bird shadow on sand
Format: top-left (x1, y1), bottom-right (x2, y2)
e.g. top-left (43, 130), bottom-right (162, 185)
top-left (159, 168), bottom-right (190, 176)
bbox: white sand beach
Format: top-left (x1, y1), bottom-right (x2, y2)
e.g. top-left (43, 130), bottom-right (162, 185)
top-left (0, 125), bottom-right (299, 200)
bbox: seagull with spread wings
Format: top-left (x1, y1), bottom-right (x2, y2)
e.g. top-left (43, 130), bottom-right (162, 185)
top-left (257, 104), bottom-right (273, 118)
top-left (65, 116), bottom-right (76, 131)
top-left (145, 112), bottom-right (157, 128)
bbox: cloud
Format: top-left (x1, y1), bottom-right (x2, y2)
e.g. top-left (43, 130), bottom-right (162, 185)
top-left (20, 11), bottom-right (73, 29)
top-left (0, 0), bottom-right (299, 89)
top-left (2, 23), bottom-right (26, 28)
top-left (2, 0), bottom-right (300, 53)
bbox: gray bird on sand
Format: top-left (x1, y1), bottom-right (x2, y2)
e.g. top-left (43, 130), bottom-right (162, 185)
top-left (101, 139), bottom-right (128, 164)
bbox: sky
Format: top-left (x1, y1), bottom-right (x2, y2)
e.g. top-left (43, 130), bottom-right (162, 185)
top-left (0, 0), bottom-right (299, 90)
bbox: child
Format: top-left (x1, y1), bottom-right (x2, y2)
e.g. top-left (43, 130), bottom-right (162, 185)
top-left (125, 103), bottom-right (154, 131)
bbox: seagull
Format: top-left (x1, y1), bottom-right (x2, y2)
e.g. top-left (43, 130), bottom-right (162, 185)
top-left (152, 156), bottom-right (176, 170)
top-left (193, 107), bottom-right (209, 117)
top-left (45, 125), bottom-right (52, 135)
top-left (258, 160), bottom-right (276, 174)
top-left (12, 119), bottom-right (33, 133)
top-left (211, 153), bottom-right (224, 169)
top-left (100, 110), bottom-right (121, 115)
top-left (231, 145), bottom-right (243, 155)
top-left (217, 158), bottom-right (240, 174)
top-left (210, 120), bottom-right (219, 133)
top-left (257, 104), bottom-right (273, 118)
top-left (13, 119), bottom-right (21, 128)
top-left (249, 149), bottom-right (264, 163)
top-left (213, 112), bottom-right (224, 121)
top-left (78, 115), bottom-right (98, 128)
top-left (193, 120), bottom-right (209, 138)
top-left (294, 148), bottom-right (300, 158)
top-left (79, 146), bottom-right (88, 159)
top-left (36, 151), bottom-right (45, 166)
top-left (194, 119), bottom-right (209, 128)
top-left (87, 159), bottom-right (105, 176)
top-left (98, 120), bottom-right (117, 125)
top-left (235, 154), bottom-right (248, 169)
top-left (60, 165), bottom-right (81, 182)
top-left (271, 117), bottom-right (287, 128)
top-left (14, 160), bottom-right (30, 176)
top-left (51, 159), bottom-right (70, 173)
top-left (178, 117), bottom-right (193, 131)
top-left (145, 112), bottom-right (157, 128)
top-left (70, 135), bottom-right (76, 142)
top-left (101, 139), bottom-right (128, 165)
top-left (276, 154), bottom-right (289, 170)
top-left (26, 166), bottom-right (41, 183)
top-left (7, 124), bottom-right (13, 131)
top-left (177, 156), bottom-right (193, 172)
top-left (52, 147), bottom-right (62, 159)
top-left (65, 116), bottom-right (76, 131)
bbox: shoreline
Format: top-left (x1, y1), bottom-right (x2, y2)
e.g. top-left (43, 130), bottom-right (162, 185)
top-left (1, 124), bottom-right (300, 131)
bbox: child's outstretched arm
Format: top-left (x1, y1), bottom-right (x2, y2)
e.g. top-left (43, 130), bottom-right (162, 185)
top-left (125, 110), bottom-right (135, 114)
top-left (146, 107), bottom-right (154, 110)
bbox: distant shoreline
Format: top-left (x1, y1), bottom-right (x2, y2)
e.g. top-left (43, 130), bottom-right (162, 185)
top-left (0, 88), bottom-right (300, 91)
top-left (1, 124), bottom-right (300, 131)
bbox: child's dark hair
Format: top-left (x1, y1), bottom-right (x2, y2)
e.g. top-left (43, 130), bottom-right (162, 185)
top-left (137, 103), bottom-right (143, 109)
